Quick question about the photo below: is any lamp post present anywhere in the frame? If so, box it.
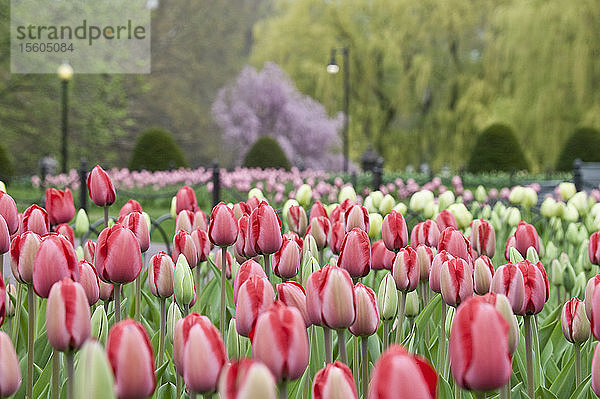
[327,47,350,173]
[58,62,73,174]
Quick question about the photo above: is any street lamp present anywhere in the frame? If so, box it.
[57,62,73,174]
[327,47,349,173]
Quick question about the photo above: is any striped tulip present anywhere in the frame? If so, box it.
[586,274,600,320]
[562,297,590,344]
[175,185,198,214]
[517,260,548,316]
[392,246,419,292]
[45,188,75,225]
[148,252,175,298]
[504,235,516,261]
[0,276,4,327]
[246,196,260,210]
[438,227,472,265]
[371,240,395,271]
[175,210,194,233]
[272,237,301,279]
[329,221,345,255]
[55,223,75,246]
[0,331,21,397]
[10,231,41,284]
[312,361,357,399]
[46,278,91,351]
[232,202,251,221]
[276,282,310,327]
[440,257,473,307]
[215,250,233,280]
[95,225,142,284]
[306,264,356,328]
[490,263,526,314]
[429,250,454,293]
[209,202,238,247]
[33,233,79,298]
[218,359,277,399]
[235,214,257,259]
[436,210,458,231]
[0,192,18,234]
[22,204,49,235]
[172,230,198,268]
[590,286,600,340]
[78,261,100,306]
[344,204,369,233]
[87,165,116,207]
[479,293,520,354]
[513,221,540,258]
[193,210,208,231]
[410,220,440,248]
[338,228,371,278]
[470,219,496,258]
[590,232,600,265]
[0,217,9,254]
[307,216,331,250]
[287,205,308,236]
[416,244,434,281]
[118,199,143,221]
[473,255,494,295]
[593,343,600,397]
[121,211,150,253]
[235,276,275,338]
[191,228,211,263]
[249,202,282,255]
[350,283,380,337]
[83,240,96,263]
[309,201,328,221]
[382,210,408,252]
[233,259,266,305]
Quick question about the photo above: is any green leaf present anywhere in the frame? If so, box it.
[32,353,54,398]
[536,385,558,399]
[156,382,176,399]
[549,354,575,397]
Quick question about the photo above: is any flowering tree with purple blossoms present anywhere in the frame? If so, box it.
[212,62,344,170]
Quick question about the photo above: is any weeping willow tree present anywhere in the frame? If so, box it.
[250,0,600,172]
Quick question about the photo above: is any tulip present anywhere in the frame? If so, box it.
[4,284,15,318]
[10,231,41,284]
[590,232,600,265]
[405,290,420,318]
[276,282,310,327]
[95,224,142,284]
[78,260,100,306]
[0,216,8,256]
[284,231,303,250]
[218,358,277,399]
[107,319,156,399]
[118,199,142,221]
[174,254,195,311]
[83,240,96,263]
[232,202,251,221]
[252,301,309,382]
[175,210,194,233]
[248,202,283,256]
[215,249,233,279]
[22,204,50,235]
[99,279,114,302]
[307,216,331,251]
[438,227,472,264]
[338,228,371,278]
[172,230,198,268]
[209,202,238,247]
[504,235,516,261]
[173,313,206,374]
[56,223,75,246]
[118,212,149,255]
[562,297,590,344]
[247,195,261,210]
[473,255,494,295]
[470,219,496,258]
[436,209,458,231]
[191,228,211,263]
[344,204,369,233]
[369,345,437,399]
[233,259,266,304]
[382,210,408,252]
[411,220,440,249]
[449,296,512,392]
[329,221,345,255]
[416,244,434,281]
[513,221,540,258]
[0,276,4,328]
[91,305,108,343]
[193,209,208,231]
[167,300,182,344]
[490,262,525,314]
[235,214,256,260]
[148,252,175,298]
[350,283,380,337]
[313,361,357,399]
[306,264,356,329]
[33,233,79,298]
[45,188,76,225]
[593,343,600,397]
[175,185,198,213]
[371,240,395,271]
[440,257,473,307]
[287,205,308,236]
[586,274,600,320]
[272,237,301,279]
[235,276,275,338]
[310,201,328,221]
[517,260,548,316]
[429,250,454,293]
[378,273,398,323]
[74,341,115,399]
[87,165,116,207]
[0,192,18,235]
[183,318,227,394]
[0,331,21,397]
[46,278,91,351]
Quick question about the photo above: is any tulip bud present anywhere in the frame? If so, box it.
[74,341,116,399]
[175,210,194,233]
[312,361,358,399]
[219,358,277,399]
[209,202,238,247]
[344,204,369,233]
[392,246,419,292]
[272,237,301,279]
[429,250,454,294]
[378,273,398,321]
[10,231,41,284]
[148,251,175,298]
[191,228,211,263]
[337,185,356,203]
[172,230,198,269]
[4,284,15,318]
[45,188,76,225]
[382,210,408,252]
[438,227,472,264]
[87,165,116,207]
[308,216,331,250]
[0,192,18,235]
[409,190,434,213]
[33,233,80,298]
[277,282,310,327]
[562,297,590,344]
[91,305,108,344]
[174,254,195,307]
[0,331,21,397]
[55,223,75,246]
[436,209,458,232]
[526,246,540,264]
[98,279,114,302]
[490,263,525,314]
[416,244,434,281]
[371,240,395,271]
[175,185,198,214]
[517,260,549,316]
[95,224,142,284]
[75,245,84,261]
[302,234,319,262]
[368,213,383,239]
[404,290,420,318]
[440,257,473,307]
[470,219,496,258]
[437,190,455,211]
[78,260,100,306]
[509,246,524,263]
[301,255,320,286]
[287,205,308,236]
[167,300,182,343]
[410,220,440,248]
[350,283,380,337]
[75,209,90,236]
[338,228,371,278]
[226,318,247,360]
[46,278,91,351]
[592,342,600,397]
[236,276,275,338]
[22,204,49,235]
[473,255,494,295]
[306,264,355,328]
[247,202,283,255]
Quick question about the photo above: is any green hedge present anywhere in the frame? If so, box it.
[556,127,600,171]
[129,128,188,171]
[243,136,291,170]
[467,123,528,172]
[0,143,14,181]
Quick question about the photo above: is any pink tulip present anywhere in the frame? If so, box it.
[470,219,496,257]
[233,259,266,304]
[0,331,21,397]
[252,301,309,381]
[107,319,156,399]
[382,210,408,252]
[429,250,454,293]
[473,255,494,295]
[449,296,512,391]
[436,210,458,231]
[344,204,369,233]
[95,224,142,284]
[55,223,74,246]
[218,359,277,399]
[193,210,208,231]
[33,233,79,298]
[371,240,395,271]
[209,202,238,247]
[369,345,437,399]
[249,202,283,255]
[118,199,143,221]
[350,283,380,337]
[392,246,420,292]
[590,286,600,340]
[99,279,114,301]
[83,240,96,263]
[172,230,198,268]
[306,264,355,328]
[0,216,8,255]
[586,274,600,320]
[513,221,540,257]
[246,196,260,210]
[592,343,600,396]
[272,237,301,279]
[283,232,303,250]
[232,202,251,221]
[309,201,328,221]
[46,278,91,351]
[329,221,345,255]
[410,220,440,248]
[416,244,434,281]
[235,214,257,259]
[490,263,526,314]
[10,232,41,284]
[120,212,150,253]
[517,260,548,316]
[0,192,18,235]
[175,210,194,233]
[45,188,75,225]
[312,361,357,399]
[329,199,352,225]
[87,165,116,207]
[307,216,331,250]
[148,252,175,298]
[78,261,100,306]
[176,185,198,214]
[22,204,50,235]
[215,250,233,279]
[438,227,472,264]
[504,235,516,261]
[0,275,4,327]
[183,317,227,394]
[287,205,308,236]
[562,297,590,344]
[236,276,275,338]
[440,257,473,307]
[590,232,600,265]
[338,228,371,278]
[191,228,211,262]
[277,282,310,327]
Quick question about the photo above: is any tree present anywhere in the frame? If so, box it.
[212,62,343,170]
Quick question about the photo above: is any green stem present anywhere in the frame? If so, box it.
[279,380,288,399]
[353,335,359,387]
[337,329,347,363]
[383,321,390,351]
[361,336,369,399]
[158,299,166,368]
[395,291,406,343]
[524,315,534,399]
[104,206,109,229]
[12,283,22,345]
[500,384,510,399]
[184,303,190,316]
[575,342,581,386]
[114,283,121,323]
[135,272,141,321]
[324,327,332,364]
[66,351,74,399]
[176,373,182,399]
[264,253,271,283]
[454,383,460,399]
[52,349,60,399]
[319,249,324,267]
[195,263,202,297]
[26,287,35,399]
[475,392,485,399]
[221,247,227,338]
[439,300,447,377]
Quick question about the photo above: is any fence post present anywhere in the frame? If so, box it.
[79,158,88,211]
[212,161,220,208]
[573,158,583,191]
[373,166,382,191]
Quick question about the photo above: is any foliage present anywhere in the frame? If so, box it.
[556,127,600,171]
[213,62,343,170]
[0,142,14,180]
[129,128,188,171]
[242,136,291,170]
[467,123,528,172]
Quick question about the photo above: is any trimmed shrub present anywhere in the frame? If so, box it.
[129,128,188,171]
[467,123,528,172]
[0,143,14,181]
[556,127,600,171]
[243,136,291,170]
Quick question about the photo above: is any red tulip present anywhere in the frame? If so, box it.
[312,361,357,399]
[249,202,283,255]
[46,278,91,351]
[277,282,310,327]
[0,216,9,255]
[513,221,540,257]
[562,297,590,344]
[306,264,355,328]
[344,204,369,233]
[592,343,600,396]
[191,228,211,262]
[470,219,496,258]
[438,227,472,264]
[272,237,301,279]
[33,233,79,298]
[517,260,548,316]
[371,240,395,271]
[95,224,142,284]
[449,296,512,391]
[416,244,434,281]
[0,275,4,327]
[215,250,233,279]
[99,279,114,301]
[369,345,437,399]
[504,235,516,261]
[436,210,458,231]
[590,232,600,265]
[148,252,175,298]
[283,232,303,251]
[209,202,238,247]
[246,196,260,210]
[329,199,353,224]
[329,221,345,255]
[235,214,257,259]
[382,210,408,252]
[107,319,156,399]
[176,185,198,214]
[172,230,198,268]
[236,276,275,338]
[78,261,100,306]
[490,263,526,314]
[252,301,309,381]
[0,331,21,397]
[473,255,494,295]
[83,240,96,263]
[0,192,18,235]
[287,205,308,236]
[22,204,50,235]
[118,199,143,221]
[55,223,75,246]
[307,216,331,250]
[232,202,251,221]
[350,283,380,337]
[45,188,75,225]
[309,201,328,221]
[183,317,227,394]
[429,250,454,293]
[440,257,473,307]
[218,359,277,399]
[586,274,600,321]
[87,165,116,207]
[10,231,41,284]
[175,210,195,233]
[338,228,371,278]
[392,246,420,292]
[193,210,208,231]
[410,220,440,248]
[233,259,266,304]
